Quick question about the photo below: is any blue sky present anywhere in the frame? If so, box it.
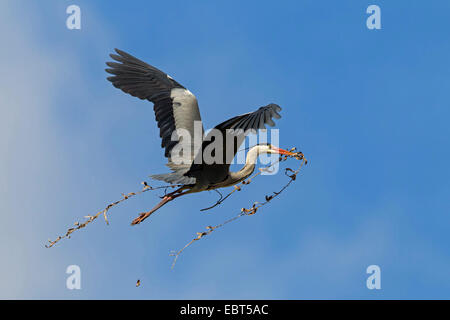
[1,0,450,299]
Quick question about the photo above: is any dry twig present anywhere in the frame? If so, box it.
[45,183,181,248]
[170,149,307,269]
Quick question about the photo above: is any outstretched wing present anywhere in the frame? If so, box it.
[185,104,282,183]
[105,49,204,161]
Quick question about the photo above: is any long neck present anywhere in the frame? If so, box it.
[228,146,260,183]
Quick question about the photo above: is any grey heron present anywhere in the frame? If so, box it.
[105,49,294,225]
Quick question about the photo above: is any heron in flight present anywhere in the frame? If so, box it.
[105,49,294,225]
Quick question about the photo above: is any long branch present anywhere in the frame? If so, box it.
[170,150,307,268]
[45,183,181,248]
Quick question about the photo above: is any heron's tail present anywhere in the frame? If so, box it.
[150,172,196,185]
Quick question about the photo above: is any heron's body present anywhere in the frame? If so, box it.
[105,49,293,225]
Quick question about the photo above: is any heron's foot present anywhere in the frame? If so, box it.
[131,194,175,225]
[131,213,147,225]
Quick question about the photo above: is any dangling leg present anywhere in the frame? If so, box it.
[131,186,188,225]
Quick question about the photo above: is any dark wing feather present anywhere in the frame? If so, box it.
[105,48,203,160]
[185,104,282,183]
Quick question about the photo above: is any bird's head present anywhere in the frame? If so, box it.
[257,143,295,156]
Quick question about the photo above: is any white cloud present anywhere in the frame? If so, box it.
[0,1,118,298]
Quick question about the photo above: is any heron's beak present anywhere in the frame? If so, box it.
[273,147,295,156]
